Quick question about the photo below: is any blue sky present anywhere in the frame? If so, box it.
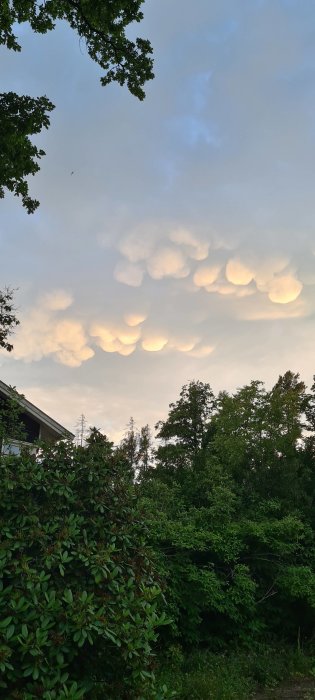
[1,0,315,439]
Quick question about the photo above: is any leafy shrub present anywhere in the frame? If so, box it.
[0,431,166,699]
[157,647,315,700]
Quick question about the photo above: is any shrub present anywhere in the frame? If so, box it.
[0,431,165,699]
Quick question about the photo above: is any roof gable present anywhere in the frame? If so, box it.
[0,380,74,440]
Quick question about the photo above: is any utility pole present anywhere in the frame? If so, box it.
[75,413,87,447]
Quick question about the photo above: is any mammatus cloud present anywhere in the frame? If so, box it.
[118,228,157,263]
[168,336,199,352]
[50,320,94,367]
[193,264,221,288]
[114,224,306,307]
[124,312,147,327]
[113,261,144,287]
[91,322,215,356]
[115,225,214,286]
[141,335,168,352]
[238,297,308,321]
[42,290,73,311]
[267,274,303,304]
[224,256,303,304]
[90,322,140,356]
[147,247,190,280]
[225,258,255,286]
[188,344,215,358]
[8,294,217,364]
[169,228,209,260]
[253,257,290,292]
[12,292,94,367]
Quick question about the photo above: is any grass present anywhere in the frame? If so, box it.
[156,644,315,699]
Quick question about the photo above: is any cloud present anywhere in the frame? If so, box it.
[119,228,157,262]
[4,0,315,440]
[239,297,308,320]
[267,274,303,304]
[114,343,136,356]
[142,335,168,352]
[176,340,197,352]
[254,257,290,292]
[52,320,94,367]
[169,227,210,260]
[124,312,147,327]
[146,247,190,280]
[226,258,255,286]
[43,290,73,311]
[113,261,144,287]
[205,282,236,295]
[12,293,94,367]
[90,322,139,355]
[193,264,221,287]
[168,333,199,352]
[188,344,215,358]
[89,324,115,349]
[116,328,141,345]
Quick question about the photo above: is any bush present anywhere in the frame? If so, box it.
[157,646,315,700]
[0,431,165,699]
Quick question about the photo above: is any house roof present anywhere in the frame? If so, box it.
[0,380,75,440]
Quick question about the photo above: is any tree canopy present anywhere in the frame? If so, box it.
[0,0,154,213]
[2,372,315,695]
[0,287,19,352]
[137,374,315,649]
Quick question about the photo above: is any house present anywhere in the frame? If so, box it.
[0,380,74,454]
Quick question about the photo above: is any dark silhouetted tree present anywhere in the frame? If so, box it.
[0,0,154,212]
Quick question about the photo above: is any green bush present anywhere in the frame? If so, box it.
[0,431,165,699]
[157,646,315,700]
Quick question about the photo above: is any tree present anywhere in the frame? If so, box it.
[0,92,54,214]
[138,376,315,649]
[0,385,26,454]
[0,287,19,352]
[0,431,167,698]
[119,417,139,475]
[138,424,154,478]
[155,381,216,475]
[0,0,154,212]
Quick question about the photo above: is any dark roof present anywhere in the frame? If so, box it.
[0,380,75,439]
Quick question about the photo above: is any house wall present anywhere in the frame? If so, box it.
[39,423,60,444]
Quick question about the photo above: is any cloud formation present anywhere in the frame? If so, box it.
[2,0,315,438]
[225,258,254,286]
[124,312,147,327]
[12,293,94,367]
[147,246,190,280]
[142,335,168,352]
[169,228,209,260]
[113,261,144,287]
[267,274,303,304]
[193,264,221,288]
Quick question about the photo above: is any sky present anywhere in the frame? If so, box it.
[1,0,315,440]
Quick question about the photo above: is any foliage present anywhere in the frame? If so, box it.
[0,430,166,699]
[154,381,216,481]
[0,0,153,99]
[0,385,26,452]
[0,287,19,352]
[0,93,54,213]
[0,0,153,212]
[157,646,315,699]
[119,419,154,479]
[3,370,315,696]
[138,374,315,649]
